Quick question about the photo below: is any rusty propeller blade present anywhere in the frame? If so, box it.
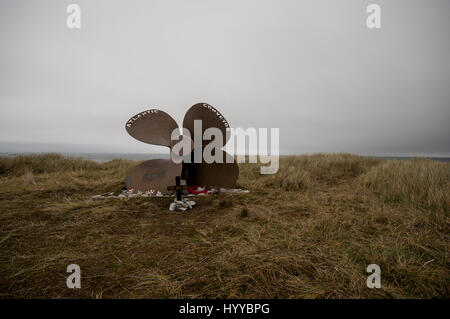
[126,109,178,147]
[125,159,182,193]
[183,148,239,188]
[182,103,238,187]
[183,103,231,146]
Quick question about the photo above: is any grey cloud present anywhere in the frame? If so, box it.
[0,0,449,156]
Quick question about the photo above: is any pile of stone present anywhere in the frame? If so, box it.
[91,188,249,200]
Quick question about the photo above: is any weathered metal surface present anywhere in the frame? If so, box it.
[125,103,239,191]
[182,103,239,187]
[184,162,239,188]
[125,109,178,147]
[182,148,239,188]
[125,159,182,193]
[183,103,231,146]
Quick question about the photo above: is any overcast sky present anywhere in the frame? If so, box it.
[0,0,449,156]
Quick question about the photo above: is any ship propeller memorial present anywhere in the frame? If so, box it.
[125,103,239,196]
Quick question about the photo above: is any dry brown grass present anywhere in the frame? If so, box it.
[0,153,448,298]
[360,158,449,214]
[0,153,99,175]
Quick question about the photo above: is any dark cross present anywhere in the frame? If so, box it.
[167,176,187,201]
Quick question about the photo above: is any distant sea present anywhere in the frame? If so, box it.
[0,152,169,163]
[0,152,449,163]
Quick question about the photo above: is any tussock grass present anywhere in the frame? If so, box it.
[0,153,448,298]
[359,158,450,214]
[0,153,99,176]
[241,153,379,191]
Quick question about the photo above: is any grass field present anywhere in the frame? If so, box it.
[0,153,448,298]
